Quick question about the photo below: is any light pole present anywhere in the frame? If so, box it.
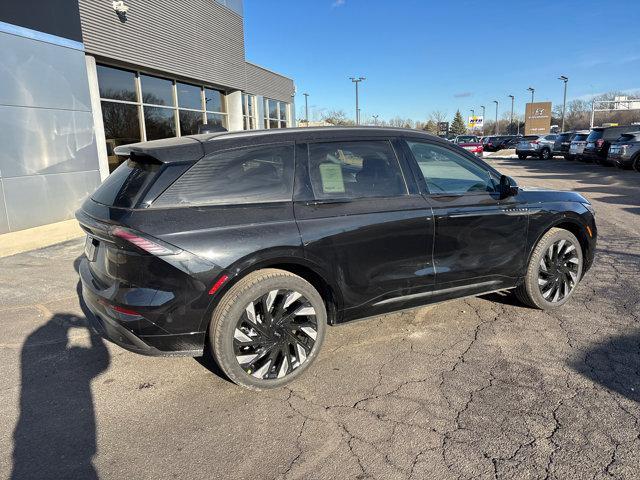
[558,75,568,132]
[303,93,310,127]
[480,105,485,135]
[508,95,515,135]
[493,100,499,134]
[372,114,379,126]
[349,77,366,125]
[527,87,535,104]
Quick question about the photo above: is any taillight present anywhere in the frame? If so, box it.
[97,298,141,316]
[596,139,605,149]
[532,140,540,144]
[111,227,179,256]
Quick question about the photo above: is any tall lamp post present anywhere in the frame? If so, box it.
[508,95,515,135]
[558,75,568,132]
[372,114,379,126]
[493,100,499,134]
[480,105,485,135]
[527,87,535,104]
[303,93,310,127]
[349,77,366,125]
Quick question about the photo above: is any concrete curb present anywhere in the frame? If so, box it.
[0,220,84,258]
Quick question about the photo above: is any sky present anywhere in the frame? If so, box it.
[243,0,640,124]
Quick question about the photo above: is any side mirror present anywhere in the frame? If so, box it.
[499,175,519,198]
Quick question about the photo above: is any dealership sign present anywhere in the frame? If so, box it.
[525,102,552,135]
[468,115,484,129]
[437,122,449,137]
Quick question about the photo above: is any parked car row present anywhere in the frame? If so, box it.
[516,125,640,171]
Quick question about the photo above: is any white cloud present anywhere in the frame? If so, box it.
[332,0,346,7]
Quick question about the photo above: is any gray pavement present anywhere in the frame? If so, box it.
[1,156,639,480]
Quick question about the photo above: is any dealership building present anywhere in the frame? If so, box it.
[0,0,295,236]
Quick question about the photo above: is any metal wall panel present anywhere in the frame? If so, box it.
[0,105,98,178]
[3,171,101,231]
[0,181,9,234]
[78,0,247,91]
[245,62,295,103]
[0,32,91,111]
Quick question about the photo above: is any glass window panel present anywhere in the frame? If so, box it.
[155,144,295,207]
[268,99,278,119]
[207,113,227,129]
[280,121,287,129]
[406,141,495,194]
[141,75,174,106]
[205,88,224,112]
[100,101,141,172]
[279,103,287,121]
[179,110,204,136]
[144,106,176,140]
[177,82,202,110]
[308,141,407,199]
[269,119,279,129]
[97,65,137,102]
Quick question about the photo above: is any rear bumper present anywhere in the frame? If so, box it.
[79,258,205,357]
[609,153,633,167]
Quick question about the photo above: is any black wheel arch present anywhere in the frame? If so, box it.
[201,252,343,331]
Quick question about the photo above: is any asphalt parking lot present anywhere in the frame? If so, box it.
[1,155,639,480]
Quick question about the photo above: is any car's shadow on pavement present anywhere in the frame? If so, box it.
[11,267,110,479]
[570,330,640,404]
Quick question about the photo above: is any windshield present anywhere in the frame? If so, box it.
[456,136,479,143]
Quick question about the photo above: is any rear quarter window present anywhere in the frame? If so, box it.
[154,143,295,207]
[91,158,162,208]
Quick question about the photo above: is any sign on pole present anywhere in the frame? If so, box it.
[524,102,552,135]
[468,116,484,129]
[437,122,449,137]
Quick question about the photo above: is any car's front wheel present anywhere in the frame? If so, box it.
[209,269,327,390]
[518,153,527,160]
[515,228,583,309]
[539,148,551,160]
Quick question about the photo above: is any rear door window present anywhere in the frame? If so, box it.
[154,144,295,206]
[307,141,407,199]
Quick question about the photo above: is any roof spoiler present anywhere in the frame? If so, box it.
[114,137,205,163]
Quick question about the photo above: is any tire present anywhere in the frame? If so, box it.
[539,148,551,160]
[518,153,527,160]
[515,228,584,310]
[565,155,574,161]
[634,155,640,172]
[209,268,327,390]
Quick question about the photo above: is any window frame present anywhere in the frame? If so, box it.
[263,98,289,129]
[304,138,411,201]
[401,137,502,197]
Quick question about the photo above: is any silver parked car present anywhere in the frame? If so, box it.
[567,132,590,161]
[516,134,557,160]
[608,131,640,170]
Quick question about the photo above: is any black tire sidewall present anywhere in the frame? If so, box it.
[524,229,583,309]
[211,271,327,390]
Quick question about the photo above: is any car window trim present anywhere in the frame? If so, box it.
[303,137,412,201]
[400,137,502,197]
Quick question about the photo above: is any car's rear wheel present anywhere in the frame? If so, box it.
[518,153,527,160]
[209,269,327,390]
[515,228,583,309]
[633,154,640,172]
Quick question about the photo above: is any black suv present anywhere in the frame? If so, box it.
[582,125,640,165]
[77,128,597,389]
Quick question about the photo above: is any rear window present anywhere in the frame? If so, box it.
[521,136,539,142]
[154,143,295,207]
[617,134,635,142]
[572,134,588,141]
[91,158,162,208]
[586,130,604,142]
[557,133,572,141]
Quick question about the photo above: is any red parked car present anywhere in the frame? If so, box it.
[454,135,484,157]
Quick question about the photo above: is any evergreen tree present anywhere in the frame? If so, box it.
[424,119,438,135]
[450,110,467,136]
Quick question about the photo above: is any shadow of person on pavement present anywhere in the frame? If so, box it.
[570,330,640,403]
[11,305,110,479]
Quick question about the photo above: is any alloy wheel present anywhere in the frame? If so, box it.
[233,289,318,380]
[538,239,580,303]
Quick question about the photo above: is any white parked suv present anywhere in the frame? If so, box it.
[516,134,557,160]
